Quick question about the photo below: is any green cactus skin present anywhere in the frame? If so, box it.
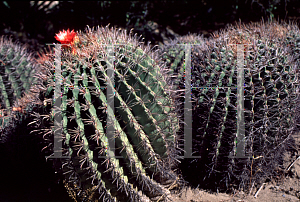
[34,25,182,201]
[0,36,42,143]
[0,37,72,202]
[160,20,300,192]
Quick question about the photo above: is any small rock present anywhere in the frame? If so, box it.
[295,191,300,199]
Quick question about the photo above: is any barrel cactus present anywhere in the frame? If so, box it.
[0,36,42,143]
[160,20,300,192]
[33,25,182,201]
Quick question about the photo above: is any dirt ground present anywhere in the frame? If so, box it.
[169,133,300,202]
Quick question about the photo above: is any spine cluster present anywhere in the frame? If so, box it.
[33,25,182,201]
[0,36,42,143]
[160,20,300,191]
[1,20,299,201]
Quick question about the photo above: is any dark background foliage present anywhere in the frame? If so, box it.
[0,1,299,201]
[0,0,299,55]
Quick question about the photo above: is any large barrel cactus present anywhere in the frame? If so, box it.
[33,25,182,201]
[0,36,42,143]
[160,20,300,192]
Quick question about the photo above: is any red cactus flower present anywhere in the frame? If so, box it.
[55,29,77,45]
[55,29,80,55]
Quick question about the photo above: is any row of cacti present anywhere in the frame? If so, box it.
[1,26,183,201]
[0,20,299,201]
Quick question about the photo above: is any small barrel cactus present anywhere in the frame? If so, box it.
[0,36,42,143]
[33,25,182,201]
[160,20,300,192]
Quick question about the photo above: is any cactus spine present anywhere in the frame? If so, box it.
[0,36,42,143]
[160,20,300,192]
[34,25,182,201]
[2,20,299,200]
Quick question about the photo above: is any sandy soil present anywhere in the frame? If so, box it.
[169,133,300,202]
